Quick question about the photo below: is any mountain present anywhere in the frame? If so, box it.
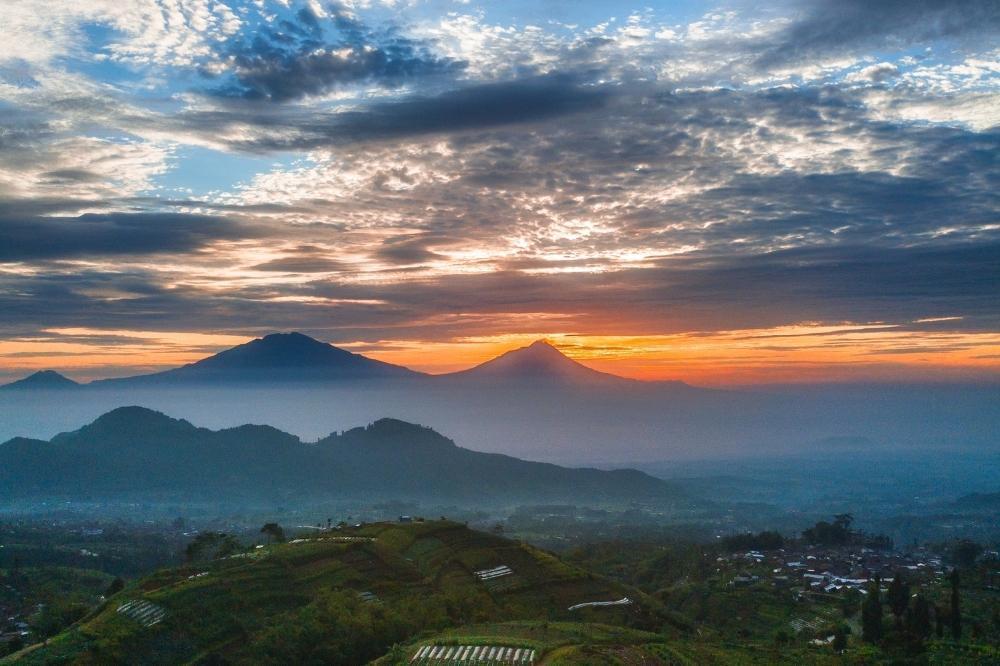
[90,332,423,385]
[441,339,637,386]
[10,334,659,390]
[953,491,1000,511]
[0,407,680,503]
[0,369,79,390]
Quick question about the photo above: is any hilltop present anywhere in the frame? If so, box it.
[11,521,680,665]
[443,340,636,386]
[0,407,680,505]
[0,370,79,390]
[90,332,423,385]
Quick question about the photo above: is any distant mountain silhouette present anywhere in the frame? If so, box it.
[66,333,664,388]
[0,407,680,503]
[0,370,79,390]
[90,332,423,386]
[953,491,1000,511]
[442,340,637,386]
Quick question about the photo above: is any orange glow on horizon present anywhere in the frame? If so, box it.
[354,327,1000,385]
[2,324,998,386]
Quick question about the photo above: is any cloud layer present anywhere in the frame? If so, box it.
[0,0,997,382]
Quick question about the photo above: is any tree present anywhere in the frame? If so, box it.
[949,568,962,640]
[803,515,853,546]
[215,534,241,559]
[185,532,241,562]
[861,577,883,643]
[260,522,285,545]
[4,636,24,656]
[908,594,931,640]
[32,599,88,638]
[721,530,784,552]
[933,603,945,638]
[841,588,862,618]
[832,624,849,653]
[105,577,125,597]
[951,540,982,568]
[833,513,854,531]
[886,571,910,628]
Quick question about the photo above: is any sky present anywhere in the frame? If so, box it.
[0,0,998,385]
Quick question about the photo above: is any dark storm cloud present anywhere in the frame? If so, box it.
[756,0,1000,68]
[169,73,612,151]
[288,72,610,147]
[209,6,464,102]
[0,210,252,261]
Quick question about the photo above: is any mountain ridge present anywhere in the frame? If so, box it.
[0,407,680,504]
[2,333,676,389]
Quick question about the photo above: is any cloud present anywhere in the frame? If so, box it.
[251,246,347,272]
[210,6,464,102]
[0,1,996,381]
[0,0,241,68]
[755,0,1000,69]
[2,238,994,343]
[845,62,899,84]
[375,235,444,265]
[174,73,613,151]
[0,103,173,201]
[0,210,252,260]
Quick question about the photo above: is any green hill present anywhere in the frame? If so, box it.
[9,521,680,665]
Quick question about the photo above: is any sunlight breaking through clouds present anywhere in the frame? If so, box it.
[0,0,997,383]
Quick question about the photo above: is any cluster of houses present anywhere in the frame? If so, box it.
[723,545,946,595]
[1,614,30,648]
[0,580,33,651]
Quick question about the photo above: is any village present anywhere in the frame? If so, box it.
[720,543,946,595]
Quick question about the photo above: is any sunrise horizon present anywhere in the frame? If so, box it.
[3,325,999,386]
[2,0,999,394]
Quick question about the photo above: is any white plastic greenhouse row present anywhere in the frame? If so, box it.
[116,599,166,627]
[566,596,632,611]
[473,565,513,581]
[410,644,535,663]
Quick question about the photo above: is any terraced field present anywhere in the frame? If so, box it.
[9,521,664,665]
